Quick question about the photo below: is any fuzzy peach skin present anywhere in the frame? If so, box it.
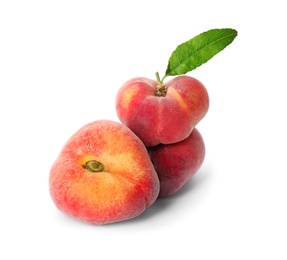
[148,128,205,197]
[116,75,209,147]
[49,120,160,225]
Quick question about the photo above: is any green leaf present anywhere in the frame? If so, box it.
[164,28,238,78]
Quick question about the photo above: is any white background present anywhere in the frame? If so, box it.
[1,1,286,259]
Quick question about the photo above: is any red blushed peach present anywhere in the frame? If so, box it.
[148,128,205,197]
[49,120,160,225]
[116,75,209,146]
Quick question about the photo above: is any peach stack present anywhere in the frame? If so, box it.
[116,75,208,197]
[49,28,237,225]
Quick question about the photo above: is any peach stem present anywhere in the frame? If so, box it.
[155,71,163,86]
[84,160,104,172]
[155,72,167,97]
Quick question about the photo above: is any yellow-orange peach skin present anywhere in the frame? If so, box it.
[116,75,209,147]
[49,120,160,224]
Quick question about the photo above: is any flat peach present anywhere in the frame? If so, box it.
[148,128,205,197]
[49,120,160,224]
[116,75,209,146]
